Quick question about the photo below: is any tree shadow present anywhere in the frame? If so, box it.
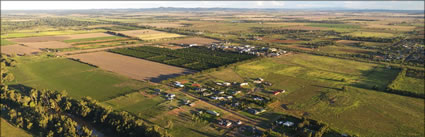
[7,84,33,94]
[188,128,217,137]
[148,70,195,83]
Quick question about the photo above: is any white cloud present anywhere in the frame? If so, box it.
[256,1,264,6]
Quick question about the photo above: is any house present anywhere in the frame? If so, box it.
[247,108,265,115]
[253,80,262,84]
[227,96,233,99]
[236,120,243,125]
[247,109,260,115]
[188,103,195,107]
[240,83,249,86]
[216,91,225,95]
[166,94,176,98]
[219,120,232,127]
[232,102,240,107]
[191,83,201,87]
[223,82,231,86]
[253,97,264,101]
[263,82,272,86]
[206,110,220,116]
[184,100,191,105]
[283,121,294,127]
[232,91,242,95]
[154,89,161,92]
[257,78,264,82]
[202,92,212,96]
[273,90,286,95]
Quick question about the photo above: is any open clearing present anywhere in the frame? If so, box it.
[8,55,148,101]
[189,53,423,137]
[9,36,70,42]
[0,39,16,46]
[61,32,114,39]
[139,23,182,28]
[118,29,184,40]
[67,51,195,82]
[1,118,33,137]
[167,37,219,45]
[8,32,114,43]
[22,41,72,49]
[0,44,41,55]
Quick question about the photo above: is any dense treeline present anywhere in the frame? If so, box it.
[1,17,102,33]
[0,56,169,137]
[110,46,256,70]
[340,35,399,43]
[302,41,336,49]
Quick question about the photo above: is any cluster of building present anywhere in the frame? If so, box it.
[208,44,288,57]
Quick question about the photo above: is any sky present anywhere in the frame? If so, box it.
[1,1,424,10]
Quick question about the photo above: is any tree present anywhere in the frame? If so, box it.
[81,126,92,137]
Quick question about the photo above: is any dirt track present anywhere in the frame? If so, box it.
[67,51,196,82]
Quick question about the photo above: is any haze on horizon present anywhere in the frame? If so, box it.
[2,1,424,11]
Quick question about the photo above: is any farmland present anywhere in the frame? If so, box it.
[0,39,15,46]
[7,55,149,101]
[110,46,256,70]
[185,53,424,137]
[1,6,424,137]
[118,29,184,40]
[68,51,195,82]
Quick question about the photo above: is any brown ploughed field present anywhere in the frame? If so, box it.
[1,44,42,55]
[67,51,195,82]
[9,36,70,42]
[167,37,219,45]
[22,41,72,49]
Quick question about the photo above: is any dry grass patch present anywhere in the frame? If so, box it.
[168,37,219,45]
[22,41,72,49]
[67,51,195,82]
[9,36,69,42]
[1,44,41,55]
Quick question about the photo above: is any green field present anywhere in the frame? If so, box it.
[8,55,148,101]
[188,53,423,137]
[1,118,33,137]
[138,33,183,40]
[392,76,425,94]
[1,29,107,39]
[346,31,396,38]
[0,39,16,46]
[63,36,123,43]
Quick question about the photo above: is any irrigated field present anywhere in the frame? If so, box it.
[8,55,149,101]
[68,51,195,82]
[188,53,424,137]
